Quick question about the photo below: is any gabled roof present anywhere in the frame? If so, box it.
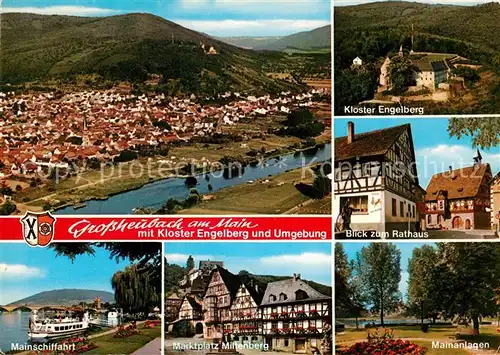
[204,266,241,300]
[425,164,491,201]
[335,124,409,162]
[181,296,202,312]
[241,281,265,305]
[260,277,330,306]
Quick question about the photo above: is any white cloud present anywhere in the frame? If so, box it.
[165,253,213,264]
[416,144,500,187]
[0,6,118,16]
[175,19,330,36]
[260,252,331,268]
[0,263,45,280]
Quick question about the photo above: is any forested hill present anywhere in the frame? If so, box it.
[335,1,500,53]
[165,263,331,297]
[0,13,300,94]
[8,289,114,306]
[262,25,331,51]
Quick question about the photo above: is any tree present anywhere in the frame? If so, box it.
[407,245,439,324]
[286,108,314,126]
[431,243,500,334]
[335,244,352,315]
[165,258,185,293]
[186,255,195,270]
[112,264,159,314]
[388,56,415,93]
[356,243,401,326]
[448,117,500,149]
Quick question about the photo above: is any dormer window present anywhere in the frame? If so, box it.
[279,292,288,301]
[269,294,277,302]
[295,290,309,300]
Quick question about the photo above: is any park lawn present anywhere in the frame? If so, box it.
[179,167,314,214]
[412,341,470,355]
[336,326,500,354]
[86,327,161,354]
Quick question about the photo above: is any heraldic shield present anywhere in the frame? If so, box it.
[20,212,56,247]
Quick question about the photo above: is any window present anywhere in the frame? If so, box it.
[284,339,289,347]
[234,336,239,341]
[400,201,404,217]
[340,196,368,213]
[427,215,431,224]
[279,293,288,301]
[412,205,415,218]
[252,336,258,341]
[55,327,59,331]
[269,294,276,302]
[243,336,248,341]
[392,199,397,216]
[295,290,309,300]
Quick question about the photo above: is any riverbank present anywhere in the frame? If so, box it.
[13,129,329,214]
[179,167,330,215]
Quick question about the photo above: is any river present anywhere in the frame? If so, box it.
[56,144,331,215]
[0,311,119,351]
[0,312,31,351]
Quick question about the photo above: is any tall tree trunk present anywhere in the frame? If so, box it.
[380,303,384,327]
[472,315,480,335]
[355,316,359,330]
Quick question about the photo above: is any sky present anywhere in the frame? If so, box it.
[1,0,331,37]
[334,0,497,6]
[0,243,130,305]
[166,242,332,286]
[334,117,500,188]
[341,241,436,301]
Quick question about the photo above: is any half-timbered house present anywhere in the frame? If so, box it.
[425,155,492,230]
[230,281,265,347]
[202,266,240,340]
[165,292,182,323]
[260,274,331,353]
[179,296,203,321]
[334,122,423,234]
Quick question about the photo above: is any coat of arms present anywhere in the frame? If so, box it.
[20,212,56,247]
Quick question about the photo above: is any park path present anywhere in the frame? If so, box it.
[131,337,162,355]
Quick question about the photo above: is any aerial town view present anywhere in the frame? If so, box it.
[333,117,500,239]
[334,0,500,115]
[335,242,500,355]
[165,242,332,354]
[0,242,162,354]
[0,0,331,216]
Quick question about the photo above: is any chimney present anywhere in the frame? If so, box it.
[297,273,301,280]
[293,273,297,281]
[347,121,355,144]
[449,166,452,173]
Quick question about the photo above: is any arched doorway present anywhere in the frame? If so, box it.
[465,219,471,229]
[195,322,203,334]
[452,216,464,229]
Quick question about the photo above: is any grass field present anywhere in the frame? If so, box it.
[180,167,328,215]
[87,327,161,354]
[336,325,500,354]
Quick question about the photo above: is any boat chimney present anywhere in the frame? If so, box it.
[347,121,355,144]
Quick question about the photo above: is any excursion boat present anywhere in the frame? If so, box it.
[28,310,90,339]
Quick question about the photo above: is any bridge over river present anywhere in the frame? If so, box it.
[0,304,85,312]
